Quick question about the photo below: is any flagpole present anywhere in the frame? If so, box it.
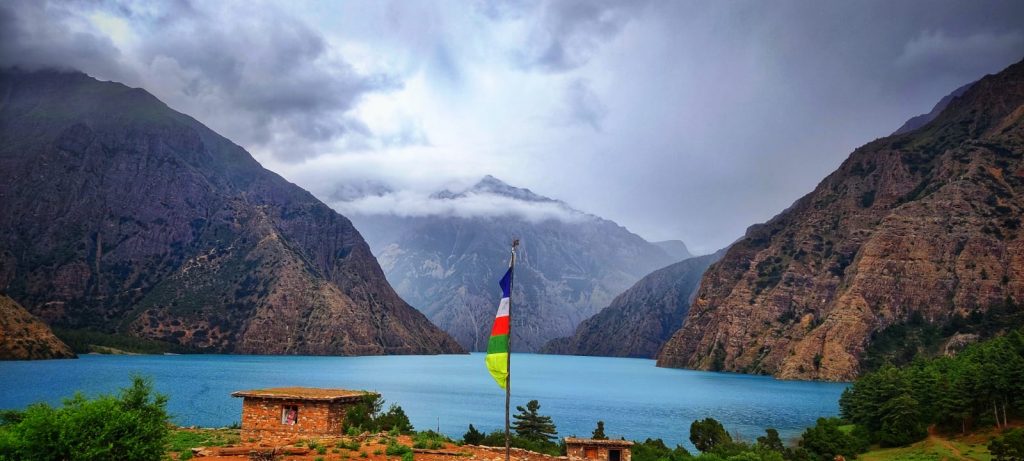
[505,239,518,461]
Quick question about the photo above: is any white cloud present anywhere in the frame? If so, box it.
[331,190,589,223]
[897,30,1024,75]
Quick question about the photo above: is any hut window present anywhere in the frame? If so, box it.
[281,405,299,425]
[585,448,598,459]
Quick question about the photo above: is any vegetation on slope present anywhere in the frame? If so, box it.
[861,298,1024,372]
[842,330,1024,446]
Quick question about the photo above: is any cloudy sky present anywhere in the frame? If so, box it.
[2,0,1023,254]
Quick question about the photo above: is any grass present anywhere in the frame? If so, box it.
[167,427,241,458]
[857,431,994,461]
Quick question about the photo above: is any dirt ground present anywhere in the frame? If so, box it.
[178,432,565,461]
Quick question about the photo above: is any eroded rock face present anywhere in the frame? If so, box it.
[541,250,724,358]
[657,59,1024,381]
[0,294,76,360]
[0,69,463,356]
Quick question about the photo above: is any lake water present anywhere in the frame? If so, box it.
[0,353,846,449]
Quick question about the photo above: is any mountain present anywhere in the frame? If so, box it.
[0,69,463,356]
[892,81,975,135]
[347,177,679,352]
[657,59,1024,381]
[541,249,724,358]
[653,240,693,260]
[0,294,76,360]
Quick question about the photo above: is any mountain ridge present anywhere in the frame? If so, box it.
[540,249,725,358]
[0,68,464,356]
[347,177,683,352]
[657,59,1024,380]
[0,294,76,360]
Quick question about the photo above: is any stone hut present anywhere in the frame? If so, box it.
[565,438,634,461]
[232,387,375,443]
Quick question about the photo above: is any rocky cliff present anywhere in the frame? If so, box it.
[0,294,76,360]
[892,81,975,135]
[541,250,724,358]
[657,59,1024,381]
[348,176,680,352]
[652,240,693,261]
[0,69,463,356]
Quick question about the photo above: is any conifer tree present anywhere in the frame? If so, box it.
[512,400,558,442]
[592,421,607,440]
[463,424,484,445]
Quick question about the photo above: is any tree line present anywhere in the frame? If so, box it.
[840,329,1024,446]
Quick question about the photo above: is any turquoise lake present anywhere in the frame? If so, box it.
[0,353,847,449]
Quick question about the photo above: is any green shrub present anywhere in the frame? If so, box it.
[798,418,868,461]
[344,395,413,434]
[386,441,413,456]
[0,410,24,426]
[0,375,169,461]
[336,439,361,451]
[413,430,449,449]
[630,438,690,461]
[690,418,731,452]
[478,430,562,456]
[402,451,415,461]
[462,424,484,445]
[990,428,1024,461]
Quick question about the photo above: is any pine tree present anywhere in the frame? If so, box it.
[512,400,558,442]
[592,421,607,440]
[463,424,484,445]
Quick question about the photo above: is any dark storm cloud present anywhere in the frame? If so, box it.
[0,0,399,161]
[0,1,130,82]
[511,0,649,72]
[3,0,1024,254]
[542,0,1024,253]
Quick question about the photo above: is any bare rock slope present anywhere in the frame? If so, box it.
[0,294,76,360]
[0,69,463,356]
[658,59,1024,380]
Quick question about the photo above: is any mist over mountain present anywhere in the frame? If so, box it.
[345,176,682,352]
[658,59,1024,380]
[0,69,463,356]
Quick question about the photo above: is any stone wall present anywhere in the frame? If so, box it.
[566,445,631,461]
[239,397,353,444]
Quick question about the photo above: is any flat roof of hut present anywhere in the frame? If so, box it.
[231,387,373,402]
[232,387,377,444]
